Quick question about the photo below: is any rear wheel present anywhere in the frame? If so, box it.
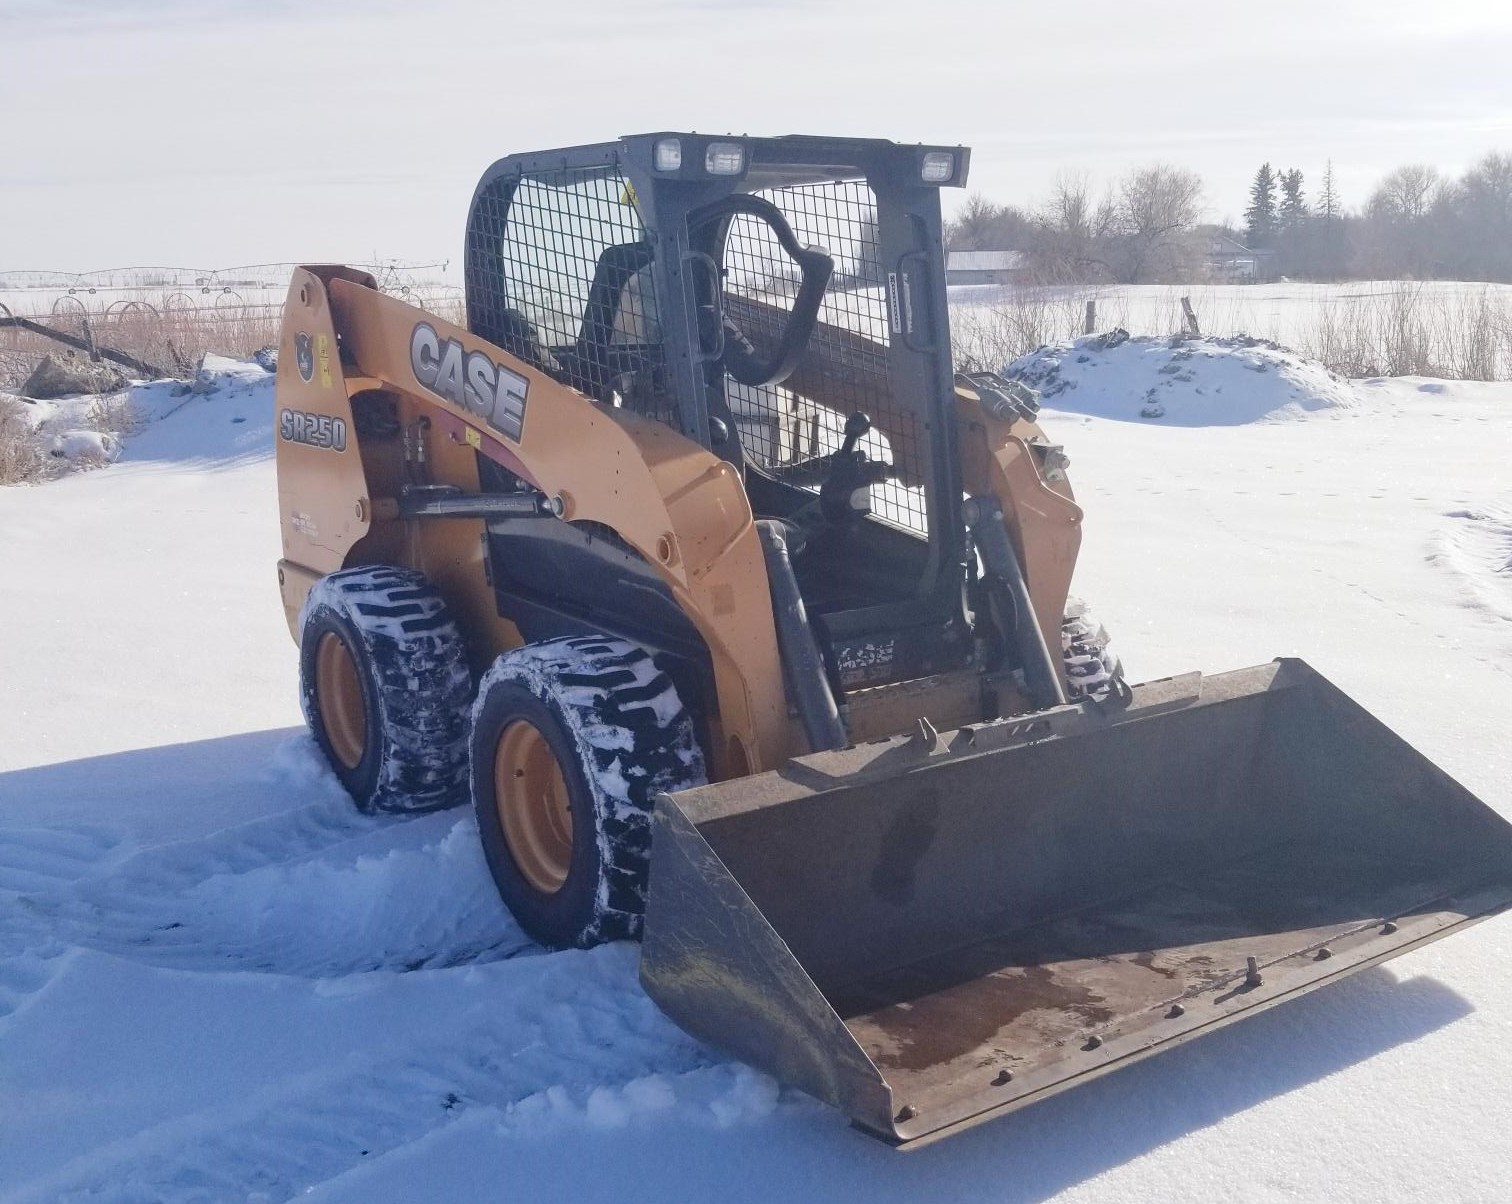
[470,636,706,949]
[298,566,473,812]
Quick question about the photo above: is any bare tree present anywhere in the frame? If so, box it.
[1110,165,1205,283]
[1027,170,1117,283]
[1370,164,1443,222]
[944,193,1033,251]
[1441,152,1512,280]
[1355,165,1445,277]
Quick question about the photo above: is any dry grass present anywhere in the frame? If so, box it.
[952,282,1512,381]
[0,303,283,386]
[86,390,139,442]
[1,285,466,390]
[0,394,46,485]
[950,286,1108,372]
[1297,285,1512,379]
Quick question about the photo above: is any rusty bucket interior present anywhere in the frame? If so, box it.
[640,659,1512,1148]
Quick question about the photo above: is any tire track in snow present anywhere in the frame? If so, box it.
[7,949,715,1204]
[1431,505,1512,625]
[1,741,744,1203]
[20,739,532,978]
[0,825,122,1024]
[1185,487,1469,653]
[62,806,532,975]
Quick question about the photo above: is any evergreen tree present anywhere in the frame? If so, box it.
[1279,169,1307,231]
[1271,169,1309,277]
[1315,161,1341,221]
[1313,160,1346,279]
[1244,163,1278,248]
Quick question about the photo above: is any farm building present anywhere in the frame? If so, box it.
[945,250,1026,285]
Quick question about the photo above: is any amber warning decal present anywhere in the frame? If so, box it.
[280,408,348,451]
[410,322,528,442]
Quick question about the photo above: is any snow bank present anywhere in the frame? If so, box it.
[1,354,274,478]
[194,352,275,392]
[121,356,275,465]
[3,393,116,472]
[1006,331,1362,425]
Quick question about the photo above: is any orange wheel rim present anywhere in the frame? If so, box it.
[494,719,574,894]
[315,631,366,770]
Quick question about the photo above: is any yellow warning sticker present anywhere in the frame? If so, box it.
[464,426,482,450]
[620,180,640,211]
[316,333,332,389]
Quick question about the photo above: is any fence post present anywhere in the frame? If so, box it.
[83,317,99,361]
[1180,296,1200,337]
[1083,300,1096,334]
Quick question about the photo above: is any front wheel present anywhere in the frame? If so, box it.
[470,636,706,949]
[1062,597,1124,700]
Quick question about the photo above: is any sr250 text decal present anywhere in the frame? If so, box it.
[280,408,348,451]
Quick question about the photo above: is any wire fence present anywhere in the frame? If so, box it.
[0,261,464,388]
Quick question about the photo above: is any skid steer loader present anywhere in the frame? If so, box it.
[274,133,1512,1148]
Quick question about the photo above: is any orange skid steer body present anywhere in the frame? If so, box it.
[273,134,1512,1148]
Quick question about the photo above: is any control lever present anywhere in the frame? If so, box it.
[838,411,871,457]
[820,412,893,523]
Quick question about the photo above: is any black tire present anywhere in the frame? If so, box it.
[298,565,472,813]
[1062,597,1124,700]
[470,636,706,949]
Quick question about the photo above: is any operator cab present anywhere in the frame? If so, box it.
[465,134,975,694]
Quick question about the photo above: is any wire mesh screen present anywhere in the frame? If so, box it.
[721,181,929,537]
[479,165,663,408]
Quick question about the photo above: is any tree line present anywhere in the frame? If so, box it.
[946,151,1512,284]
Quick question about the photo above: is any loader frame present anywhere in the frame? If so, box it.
[276,134,1085,777]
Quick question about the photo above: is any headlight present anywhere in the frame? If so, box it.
[705,142,746,175]
[921,152,955,183]
[654,138,682,171]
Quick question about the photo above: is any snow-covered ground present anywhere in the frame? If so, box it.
[951,279,1512,351]
[1,356,1511,1202]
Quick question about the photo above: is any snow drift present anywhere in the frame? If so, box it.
[1005,331,1362,424]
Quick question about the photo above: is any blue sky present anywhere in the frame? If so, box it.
[3,0,1511,271]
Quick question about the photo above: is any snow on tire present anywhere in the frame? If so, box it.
[1062,596,1124,700]
[298,565,473,813]
[470,635,707,950]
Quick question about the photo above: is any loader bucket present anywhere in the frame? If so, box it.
[640,659,1512,1148]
